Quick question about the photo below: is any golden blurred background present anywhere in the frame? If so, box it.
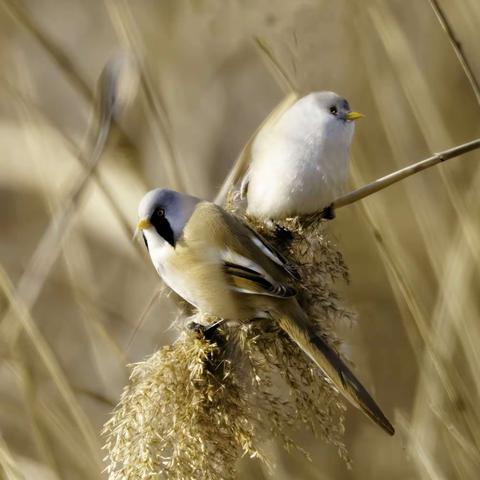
[0,0,479,479]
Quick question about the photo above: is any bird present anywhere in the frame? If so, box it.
[241,91,363,220]
[136,188,394,436]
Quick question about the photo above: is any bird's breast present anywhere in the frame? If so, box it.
[247,141,348,218]
[147,239,200,309]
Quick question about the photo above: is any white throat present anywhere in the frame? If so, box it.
[142,227,173,275]
[142,227,200,308]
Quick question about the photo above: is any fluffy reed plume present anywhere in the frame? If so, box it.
[103,193,355,479]
[103,321,349,480]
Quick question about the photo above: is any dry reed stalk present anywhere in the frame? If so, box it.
[367,5,480,477]
[0,433,25,480]
[357,1,480,392]
[14,351,58,475]
[7,62,131,371]
[105,0,191,193]
[0,4,148,361]
[126,287,165,352]
[0,265,103,475]
[2,79,145,259]
[349,162,480,465]
[215,33,301,205]
[428,0,480,103]
[353,19,480,462]
[0,55,138,478]
[254,37,298,94]
[3,341,103,478]
[419,231,480,435]
[0,61,110,479]
[104,0,209,362]
[335,141,480,206]
[38,400,103,476]
[348,40,480,468]
[426,0,480,431]
[368,1,473,249]
[103,1,201,342]
[406,157,480,476]
[0,0,93,102]
[0,55,137,346]
[61,233,130,377]
[0,0,140,160]
[395,413,447,480]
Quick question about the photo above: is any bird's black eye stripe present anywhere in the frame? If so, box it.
[329,105,338,115]
[151,215,176,247]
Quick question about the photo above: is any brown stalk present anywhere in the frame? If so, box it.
[0,0,92,101]
[3,80,145,259]
[0,432,26,480]
[362,3,480,477]
[254,37,297,94]
[105,0,189,192]
[0,265,103,474]
[0,56,132,345]
[332,138,480,211]
[428,0,480,104]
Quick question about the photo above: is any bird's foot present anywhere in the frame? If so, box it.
[274,224,294,241]
[187,321,204,334]
[321,203,336,220]
[188,319,226,340]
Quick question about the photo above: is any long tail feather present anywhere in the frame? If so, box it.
[278,309,395,436]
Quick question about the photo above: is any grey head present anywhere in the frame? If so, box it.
[138,188,200,247]
[305,91,362,122]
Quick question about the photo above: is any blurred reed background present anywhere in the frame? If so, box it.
[0,0,479,479]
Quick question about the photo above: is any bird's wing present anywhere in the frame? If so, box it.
[241,222,300,280]
[222,252,296,298]
[186,202,299,297]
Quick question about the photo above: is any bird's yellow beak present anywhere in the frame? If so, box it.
[345,111,365,121]
[136,218,151,230]
[133,217,151,241]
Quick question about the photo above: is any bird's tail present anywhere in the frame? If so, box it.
[277,305,395,436]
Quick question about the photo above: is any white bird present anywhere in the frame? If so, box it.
[242,91,363,220]
[136,188,394,435]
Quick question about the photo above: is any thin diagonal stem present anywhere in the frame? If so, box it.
[0,57,129,346]
[428,0,480,104]
[0,266,103,472]
[105,0,188,192]
[1,0,92,101]
[332,137,480,210]
[3,80,146,258]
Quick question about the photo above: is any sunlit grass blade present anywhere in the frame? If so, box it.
[0,434,26,480]
[0,265,103,474]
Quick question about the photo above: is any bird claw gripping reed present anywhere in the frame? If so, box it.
[103,196,355,479]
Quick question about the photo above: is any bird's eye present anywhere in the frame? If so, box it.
[156,208,165,218]
[329,105,338,115]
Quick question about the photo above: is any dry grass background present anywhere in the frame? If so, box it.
[0,0,479,479]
